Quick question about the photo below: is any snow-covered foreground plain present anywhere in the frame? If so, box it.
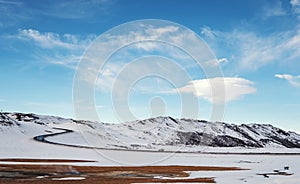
[1,112,300,183]
[1,131,300,183]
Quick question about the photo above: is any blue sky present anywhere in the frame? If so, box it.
[0,0,300,132]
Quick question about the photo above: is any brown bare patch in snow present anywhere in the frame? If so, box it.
[0,161,245,183]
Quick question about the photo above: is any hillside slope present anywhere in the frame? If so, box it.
[1,112,300,151]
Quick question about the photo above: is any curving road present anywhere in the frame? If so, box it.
[32,128,300,155]
[33,128,74,146]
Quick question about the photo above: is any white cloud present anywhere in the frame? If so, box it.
[40,54,82,69]
[263,1,286,19]
[218,58,228,64]
[275,74,293,80]
[202,26,300,71]
[275,74,300,87]
[201,26,216,39]
[145,26,179,36]
[0,0,22,5]
[200,1,300,71]
[172,77,256,103]
[95,57,192,95]
[0,0,113,28]
[0,0,27,28]
[39,0,113,19]
[17,29,95,50]
[7,29,96,68]
[103,25,184,52]
[291,0,300,19]
[77,22,222,94]
[291,0,300,6]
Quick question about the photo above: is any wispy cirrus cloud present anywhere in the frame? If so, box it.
[262,1,286,19]
[0,0,22,5]
[0,0,114,28]
[200,0,300,72]
[275,74,300,87]
[5,29,96,68]
[37,0,114,19]
[16,29,95,50]
[5,25,202,72]
[0,0,115,31]
[291,0,300,19]
[0,0,28,28]
[201,26,216,39]
[37,54,83,69]
[201,26,300,71]
[76,23,222,96]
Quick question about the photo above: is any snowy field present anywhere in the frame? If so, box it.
[1,113,300,183]
[1,132,299,184]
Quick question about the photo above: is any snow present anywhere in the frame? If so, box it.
[40,116,300,151]
[52,177,86,181]
[1,112,300,183]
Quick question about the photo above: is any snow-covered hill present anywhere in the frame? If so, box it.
[1,112,300,151]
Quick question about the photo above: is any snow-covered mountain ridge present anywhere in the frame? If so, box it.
[1,112,300,150]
